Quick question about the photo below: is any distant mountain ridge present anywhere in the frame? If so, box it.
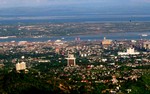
[0,5,150,17]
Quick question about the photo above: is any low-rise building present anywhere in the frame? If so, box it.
[118,48,140,55]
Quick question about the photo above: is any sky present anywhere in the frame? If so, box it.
[0,0,150,8]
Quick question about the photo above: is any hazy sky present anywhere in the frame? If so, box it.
[0,0,150,8]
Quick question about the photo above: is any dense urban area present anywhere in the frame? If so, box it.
[0,37,150,93]
[1,0,150,93]
[0,22,150,37]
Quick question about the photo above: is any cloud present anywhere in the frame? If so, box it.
[131,0,150,3]
[0,0,149,8]
[0,0,58,6]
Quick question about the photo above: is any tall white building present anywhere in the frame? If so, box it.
[118,48,139,55]
[16,62,26,71]
[66,54,76,66]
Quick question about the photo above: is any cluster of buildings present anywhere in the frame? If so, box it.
[0,38,149,93]
[118,48,140,55]
[0,39,149,71]
[48,62,142,93]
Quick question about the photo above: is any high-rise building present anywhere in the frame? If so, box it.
[16,63,20,71]
[143,41,150,49]
[16,56,26,71]
[66,54,76,66]
[16,62,26,71]
[75,37,80,42]
[55,47,60,54]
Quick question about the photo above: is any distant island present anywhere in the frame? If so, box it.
[0,22,150,38]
